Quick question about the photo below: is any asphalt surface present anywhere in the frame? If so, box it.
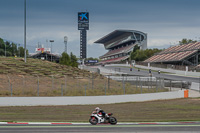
[105,66,200,83]
[1,123,200,133]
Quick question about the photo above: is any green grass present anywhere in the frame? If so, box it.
[0,98,200,122]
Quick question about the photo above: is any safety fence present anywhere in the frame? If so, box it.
[0,73,188,97]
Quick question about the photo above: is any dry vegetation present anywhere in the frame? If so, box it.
[0,57,199,122]
[0,98,200,122]
[0,57,168,96]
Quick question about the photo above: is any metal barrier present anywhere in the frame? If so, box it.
[0,74,188,97]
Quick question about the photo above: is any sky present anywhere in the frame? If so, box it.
[1,0,200,58]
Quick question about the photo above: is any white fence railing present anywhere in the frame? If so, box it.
[191,82,200,91]
[108,76,157,81]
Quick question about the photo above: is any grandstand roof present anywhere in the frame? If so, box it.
[144,50,197,63]
[94,30,146,44]
[144,42,200,63]
[158,42,200,54]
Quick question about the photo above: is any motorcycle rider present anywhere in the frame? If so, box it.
[93,107,107,118]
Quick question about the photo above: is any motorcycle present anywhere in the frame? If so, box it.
[89,112,117,125]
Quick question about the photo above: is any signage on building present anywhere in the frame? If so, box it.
[35,48,50,53]
[78,12,89,23]
[87,60,98,63]
[78,23,89,30]
[78,12,89,59]
[78,12,89,30]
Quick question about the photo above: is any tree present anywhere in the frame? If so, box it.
[70,52,78,67]
[179,38,197,45]
[144,48,162,58]
[0,38,5,56]
[130,45,140,60]
[18,47,28,57]
[11,43,17,56]
[133,45,140,53]
[133,50,147,61]
[0,38,5,50]
[18,47,24,57]
[0,38,29,57]
[0,49,4,55]
[130,47,162,62]
[59,52,71,66]
[5,51,12,56]
[5,41,11,52]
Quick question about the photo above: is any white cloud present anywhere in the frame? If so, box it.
[88,39,95,45]
[148,38,178,48]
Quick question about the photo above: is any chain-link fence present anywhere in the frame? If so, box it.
[0,74,189,97]
[108,74,189,94]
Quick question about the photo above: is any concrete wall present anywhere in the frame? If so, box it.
[0,90,185,106]
[191,82,200,91]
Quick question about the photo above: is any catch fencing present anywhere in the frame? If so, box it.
[0,73,188,97]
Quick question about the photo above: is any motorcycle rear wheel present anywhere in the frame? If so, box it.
[109,117,117,125]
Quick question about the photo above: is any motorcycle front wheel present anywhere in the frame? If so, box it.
[89,117,98,125]
[109,117,117,125]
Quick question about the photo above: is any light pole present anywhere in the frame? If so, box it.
[5,42,6,57]
[18,44,20,57]
[46,39,48,60]
[64,36,68,53]
[24,0,27,63]
[50,40,54,62]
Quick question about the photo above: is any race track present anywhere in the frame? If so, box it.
[1,123,200,133]
[105,66,200,82]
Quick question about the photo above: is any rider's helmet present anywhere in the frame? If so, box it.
[95,107,100,112]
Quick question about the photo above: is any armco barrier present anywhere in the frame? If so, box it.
[0,90,185,106]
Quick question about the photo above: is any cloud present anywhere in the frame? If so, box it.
[2,0,200,58]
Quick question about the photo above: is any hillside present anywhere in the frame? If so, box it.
[0,57,167,96]
[0,57,94,78]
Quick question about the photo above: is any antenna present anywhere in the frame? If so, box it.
[64,36,68,53]
[46,39,48,48]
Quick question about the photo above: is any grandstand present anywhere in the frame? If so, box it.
[144,42,200,66]
[95,30,147,64]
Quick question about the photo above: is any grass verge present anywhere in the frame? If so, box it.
[0,98,200,122]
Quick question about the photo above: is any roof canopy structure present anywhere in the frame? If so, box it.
[144,42,200,66]
[95,30,147,50]
[30,52,60,63]
[95,30,145,43]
